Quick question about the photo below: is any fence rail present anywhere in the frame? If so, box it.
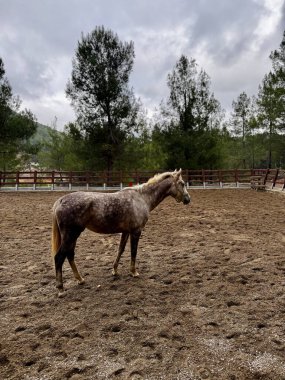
[0,169,284,191]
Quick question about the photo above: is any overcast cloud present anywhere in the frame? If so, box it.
[0,0,284,129]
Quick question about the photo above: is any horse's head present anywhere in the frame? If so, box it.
[170,169,191,205]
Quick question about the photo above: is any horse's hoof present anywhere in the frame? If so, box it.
[78,278,85,285]
[112,269,118,276]
[131,271,140,277]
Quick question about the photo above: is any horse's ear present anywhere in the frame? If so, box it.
[175,168,182,178]
[173,168,182,180]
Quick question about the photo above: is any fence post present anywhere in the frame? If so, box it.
[86,171,89,191]
[235,169,239,188]
[16,171,19,191]
[202,169,206,188]
[219,170,223,188]
[69,171,72,190]
[263,169,269,186]
[272,168,279,189]
[51,171,55,190]
[103,170,107,189]
[33,170,37,190]
[119,170,122,188]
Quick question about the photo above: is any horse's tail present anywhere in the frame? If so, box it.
[51,212,61,259]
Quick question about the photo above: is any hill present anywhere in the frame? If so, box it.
[30,123,62,144]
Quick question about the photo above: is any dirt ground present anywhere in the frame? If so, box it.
[1,189,285,380]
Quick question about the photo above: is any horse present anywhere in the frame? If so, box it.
[51,169,191,296]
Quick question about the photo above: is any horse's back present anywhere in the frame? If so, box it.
[87,190,149,233]
[53,190,149,234]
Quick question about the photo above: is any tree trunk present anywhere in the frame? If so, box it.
[268,120,272,168]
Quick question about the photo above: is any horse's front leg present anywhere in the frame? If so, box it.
[130,231,141,277]
[112,232,129,276]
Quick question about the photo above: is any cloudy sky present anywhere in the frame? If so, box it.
[0,0,284,129]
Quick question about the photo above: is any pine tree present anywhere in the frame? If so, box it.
[159,55,224,169]
[66,26,139,171]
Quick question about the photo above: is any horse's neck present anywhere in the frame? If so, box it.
[142,179,172,211]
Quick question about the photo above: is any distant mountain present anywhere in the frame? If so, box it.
[30,123,62,144]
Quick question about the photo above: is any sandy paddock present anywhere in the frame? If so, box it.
[0,189,285,380]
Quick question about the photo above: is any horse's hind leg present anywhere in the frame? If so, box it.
[54,228,83,295]
[112,232,129,276]
[54,247,67,294]
[66,228,84,285]
[67,250,85,285]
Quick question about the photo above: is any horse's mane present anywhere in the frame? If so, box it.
[123,171,178,192]
[146,172,174,185]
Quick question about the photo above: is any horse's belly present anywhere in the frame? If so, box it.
[86,223,125,234]
[86,212,147,235]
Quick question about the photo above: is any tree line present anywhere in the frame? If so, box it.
[1,26,285,172]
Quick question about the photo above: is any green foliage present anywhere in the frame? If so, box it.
[115,127,167,170]
[225,30,285,170]
[270,30,285,87]
[165,55,222,132]
[66,26,139,171]
[30,122,55,144]
[231,92,252,137]
[154,123,225,170]
[156,55,224,169]
[37,122,86,170]
[230,93,258,168]
[0,57,38,170]
[256,35,285,168]
[258,72,284,130]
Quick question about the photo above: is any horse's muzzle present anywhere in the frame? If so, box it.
[183,195,191,205]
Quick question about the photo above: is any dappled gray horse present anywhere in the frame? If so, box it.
[51,169,190,295]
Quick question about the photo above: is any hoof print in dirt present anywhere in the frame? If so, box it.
[0,354,9,365]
